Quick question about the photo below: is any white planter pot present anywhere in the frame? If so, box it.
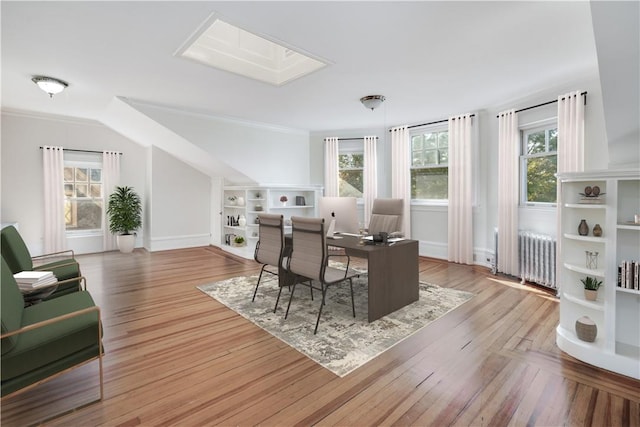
[117,234,136,253]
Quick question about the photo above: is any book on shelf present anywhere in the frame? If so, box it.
[617,261,639,290]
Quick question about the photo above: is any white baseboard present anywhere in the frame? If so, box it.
[148,233,211,252]
[418,240,494,269]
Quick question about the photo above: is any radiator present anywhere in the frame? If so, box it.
[494,229,557,289]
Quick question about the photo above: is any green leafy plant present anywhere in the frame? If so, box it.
[581,276,602,291]
[107,186,142,235]
[234,235,245,244]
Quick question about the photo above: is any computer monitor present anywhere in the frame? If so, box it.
[318,197,359,236]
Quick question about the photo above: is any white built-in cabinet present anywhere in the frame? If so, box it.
[221,185,323,259]
[556,169,639,379]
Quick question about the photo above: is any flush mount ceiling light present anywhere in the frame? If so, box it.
[31,76,68,98]
[360,95,385,111]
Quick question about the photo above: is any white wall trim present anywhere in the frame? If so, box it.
[148,233,211,252]
[2,108,103,126]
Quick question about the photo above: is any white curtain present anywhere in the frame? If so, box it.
[557,91,585,174]
[497,110,519,276]
[556,91,585,293]
[102,151,121,251]
[447,114,473,264]
[390,126,411,238]
[43,146,66,253]
[324,137,339,197]
[363,136,378,226]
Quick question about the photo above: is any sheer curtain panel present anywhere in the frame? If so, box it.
[497,110,519,275]
[447,114,473,264]
[557,91,585,174]
[390,126,411,238]
[102,151,121,251]
[43,146,66,253]
[363,136,378,226]
[324,137,339,197]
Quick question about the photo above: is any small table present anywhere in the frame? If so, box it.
[21,283,59,306]
[280,235,419,322]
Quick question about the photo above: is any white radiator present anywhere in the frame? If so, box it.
[494,229,557,289]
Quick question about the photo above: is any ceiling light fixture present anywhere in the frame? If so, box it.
[32,76,68,98]
[360,95,385,111]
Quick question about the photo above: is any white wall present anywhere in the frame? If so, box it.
[147,146,211,251]
[128,101,312,186]
[310,73,609,266]
[1,110,146,255]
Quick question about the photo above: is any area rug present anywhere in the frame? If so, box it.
[197,274,474,377]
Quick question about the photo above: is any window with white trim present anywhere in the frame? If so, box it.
[64,156,103,232]
[410,128,448,200]
[338,152,363,198]
[520,123,557,204]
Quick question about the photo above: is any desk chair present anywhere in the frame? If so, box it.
[368,198,404,235]
[346,198,404,263]
[285,216,358,334]
[1,225,82,300]
[252,214,288,312]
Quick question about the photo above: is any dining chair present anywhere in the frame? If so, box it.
[252,213,289,312]
[285,216,358,334]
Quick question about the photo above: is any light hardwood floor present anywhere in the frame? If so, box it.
[2,246,639,426]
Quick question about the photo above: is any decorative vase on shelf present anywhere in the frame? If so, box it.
[578,219,589,236]
[238,215,246,227]
[575,316,597,342]
[592,224,602,237]
[236,196,245,206]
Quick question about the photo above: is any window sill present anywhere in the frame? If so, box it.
[66,230,103,238]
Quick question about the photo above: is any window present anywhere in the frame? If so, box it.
[64,163,103,231]
[410,129,448,200]
[521,124,557,204]
[338,153,363,198]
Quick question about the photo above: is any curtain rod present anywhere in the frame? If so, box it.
[496,91,588,118]
[324,137,378,141]
[389,114,476,132]
[39,147,122,155]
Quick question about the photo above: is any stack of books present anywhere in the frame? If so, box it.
[13,271,57,292]
[618,260,639,290]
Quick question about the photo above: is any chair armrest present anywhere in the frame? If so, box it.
[0,305,101,340]
[32,249,75,260]
[56,275,87,291]
[33,259,79,272]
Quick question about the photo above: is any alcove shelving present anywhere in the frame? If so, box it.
[556,169,639,379]
[222,185,323,259]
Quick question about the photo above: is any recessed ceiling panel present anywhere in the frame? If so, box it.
[178,16,327,86]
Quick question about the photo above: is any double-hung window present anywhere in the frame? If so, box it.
[64,156,103,232]
[410,128,449,201]
[338,152,364,198]
[520,123,558,205]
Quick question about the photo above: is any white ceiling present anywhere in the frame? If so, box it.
[1,1,599,132]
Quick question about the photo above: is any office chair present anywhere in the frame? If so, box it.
[285,216,358,334]
[252,214,289,312]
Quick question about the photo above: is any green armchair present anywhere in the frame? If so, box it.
[1,256,103,410]
[1,225,82,299]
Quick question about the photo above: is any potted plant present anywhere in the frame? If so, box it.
[233,235,245,247]
[581,276,602,301]
[107,186,142,253]
[280,195,288,206]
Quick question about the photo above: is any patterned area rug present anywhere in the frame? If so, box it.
[197,274,474,377]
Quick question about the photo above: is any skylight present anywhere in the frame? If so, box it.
[178,17,327,86]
